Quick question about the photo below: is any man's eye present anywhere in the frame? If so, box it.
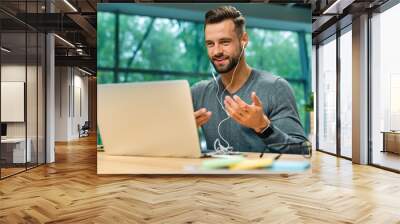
[221,41,230,45]
[206,43,214,47]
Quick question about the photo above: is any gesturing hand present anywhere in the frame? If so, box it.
[224,92,270,133]
[194,108,212,128]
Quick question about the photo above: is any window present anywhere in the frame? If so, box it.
[97,12,116,69]
[339,29,352,158]
[317,37,337,154]
[371,3,400,171]
[0,2,46,179]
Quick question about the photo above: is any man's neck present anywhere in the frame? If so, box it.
[220,60,252,94]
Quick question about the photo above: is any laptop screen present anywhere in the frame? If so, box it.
[1,123,7,137]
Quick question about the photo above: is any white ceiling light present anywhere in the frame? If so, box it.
[63,0,78,12]
[78,67,93,76]
[76,48,85,55]
[323,0,354,15]
[54,34,75,48]
[1,47,11,53]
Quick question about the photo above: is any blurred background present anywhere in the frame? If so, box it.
[97,3,313,141]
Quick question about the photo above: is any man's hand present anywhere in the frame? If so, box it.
[194,108,212,128]
[224,92,270,133]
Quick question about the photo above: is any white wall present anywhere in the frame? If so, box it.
[72,73,89,138]
[55,67,69,141]
[1,65,41,137]
[1,64,46,164]
[1,65,26,138]
[55,67,89,141]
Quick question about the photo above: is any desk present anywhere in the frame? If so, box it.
[1,138,31,163]
[97,152,310,175]
[382,131,400,154]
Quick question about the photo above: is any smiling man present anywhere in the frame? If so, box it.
[191,6,307,153]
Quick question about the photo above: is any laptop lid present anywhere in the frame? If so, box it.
[1,123,7,137]
[98,80,201,158]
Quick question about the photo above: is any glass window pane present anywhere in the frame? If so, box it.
[97,12,116,68]
[340,30,352,158]
[290,82,306,130]
[247,29,302,80]
[1,1,46,179]
[116,14,304,83]
[371,4,400,171]
[97,71,114,84]
[306,33,312,65]
[318,38,337,154]
[27,31,38,168]
[1,31,28,177]
[118,15,210,73]
[38,33,46,165]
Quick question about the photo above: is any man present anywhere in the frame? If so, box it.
[191,6,307,153]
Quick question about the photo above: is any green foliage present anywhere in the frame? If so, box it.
[305,92,314,112]
[246,28,301,79]
[97,12,115,68]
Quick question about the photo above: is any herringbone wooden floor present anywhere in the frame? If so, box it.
[1,135,400,224]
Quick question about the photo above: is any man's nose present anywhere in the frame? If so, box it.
[212,44,223,57]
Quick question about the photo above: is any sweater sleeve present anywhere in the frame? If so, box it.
[259,78,308,152]
[191,81,205,111]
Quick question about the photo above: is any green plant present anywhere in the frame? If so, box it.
[304,92,314,112]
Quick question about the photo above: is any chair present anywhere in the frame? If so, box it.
[79,121,90,138]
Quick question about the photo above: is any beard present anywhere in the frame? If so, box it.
[210,49,241,74]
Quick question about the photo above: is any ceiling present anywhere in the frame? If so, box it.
[1,0,315,74]
[0,0,97,72]
[311,0,391,44]
[3,0,392,71]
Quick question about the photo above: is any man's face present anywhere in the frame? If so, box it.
[205,20,242,74]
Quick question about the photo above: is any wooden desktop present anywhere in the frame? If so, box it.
[97,151,310,175]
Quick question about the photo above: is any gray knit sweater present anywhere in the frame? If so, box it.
[191,69,307,153]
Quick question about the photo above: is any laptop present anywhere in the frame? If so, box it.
[98,80,204,158]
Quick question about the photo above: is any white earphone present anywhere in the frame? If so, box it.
[210,43,246,154]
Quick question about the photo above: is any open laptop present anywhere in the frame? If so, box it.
[98,80,204,158]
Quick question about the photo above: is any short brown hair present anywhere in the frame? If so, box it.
[204,6,246,37]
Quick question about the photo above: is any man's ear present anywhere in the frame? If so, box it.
[241,32,249,48]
